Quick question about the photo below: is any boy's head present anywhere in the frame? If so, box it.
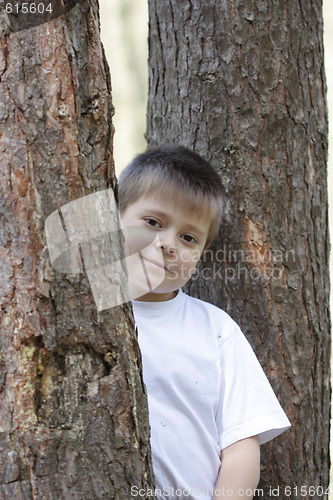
[118,145,225,301]
[118,145,224,246]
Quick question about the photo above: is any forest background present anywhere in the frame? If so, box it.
[99,0,333,493]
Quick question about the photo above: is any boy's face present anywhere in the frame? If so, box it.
[121,193,211,301]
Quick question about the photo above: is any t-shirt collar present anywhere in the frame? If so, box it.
[132,288,184,315]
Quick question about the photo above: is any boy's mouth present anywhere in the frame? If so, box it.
[143,258,171,272]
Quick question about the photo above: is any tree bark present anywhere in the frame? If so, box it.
[147,0,330,498]
[0,1,154,498]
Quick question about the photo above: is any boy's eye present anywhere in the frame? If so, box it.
[181,234,198,244]
[144,218,161,228]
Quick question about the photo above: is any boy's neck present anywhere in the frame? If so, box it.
[134,290,178,302]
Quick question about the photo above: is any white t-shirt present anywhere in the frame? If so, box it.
[132,289,291,500]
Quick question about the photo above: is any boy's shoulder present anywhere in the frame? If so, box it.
[182,289,234,321]
[181,290,240,343]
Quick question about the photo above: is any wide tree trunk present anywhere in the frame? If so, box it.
[0,1,154,498]
[147,0,330,498]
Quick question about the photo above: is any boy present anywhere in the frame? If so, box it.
[119,145,291,500]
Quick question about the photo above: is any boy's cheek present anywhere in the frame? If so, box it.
[168,261,198,281]
[122,226,157,255]
[123,240,131,257]
[122,229,132,256]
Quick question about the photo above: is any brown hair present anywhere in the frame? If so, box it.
[118,145,225,245]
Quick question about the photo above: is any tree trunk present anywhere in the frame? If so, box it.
[0,2,154,498]
[147,0,330,498]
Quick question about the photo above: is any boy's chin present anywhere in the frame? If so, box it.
[128,277,179,302]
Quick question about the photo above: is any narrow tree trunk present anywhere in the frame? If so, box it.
[147,0,330,498]
[0,2,154,498]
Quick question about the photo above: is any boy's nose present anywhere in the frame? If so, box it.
[155,231,176,254]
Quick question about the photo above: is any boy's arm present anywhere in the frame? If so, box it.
[213,435,260,499]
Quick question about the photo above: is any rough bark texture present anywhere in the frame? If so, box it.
[147,0,330,498]
[0,1,154,498]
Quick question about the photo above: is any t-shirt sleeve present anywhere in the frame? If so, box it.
[216,321,291,450]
